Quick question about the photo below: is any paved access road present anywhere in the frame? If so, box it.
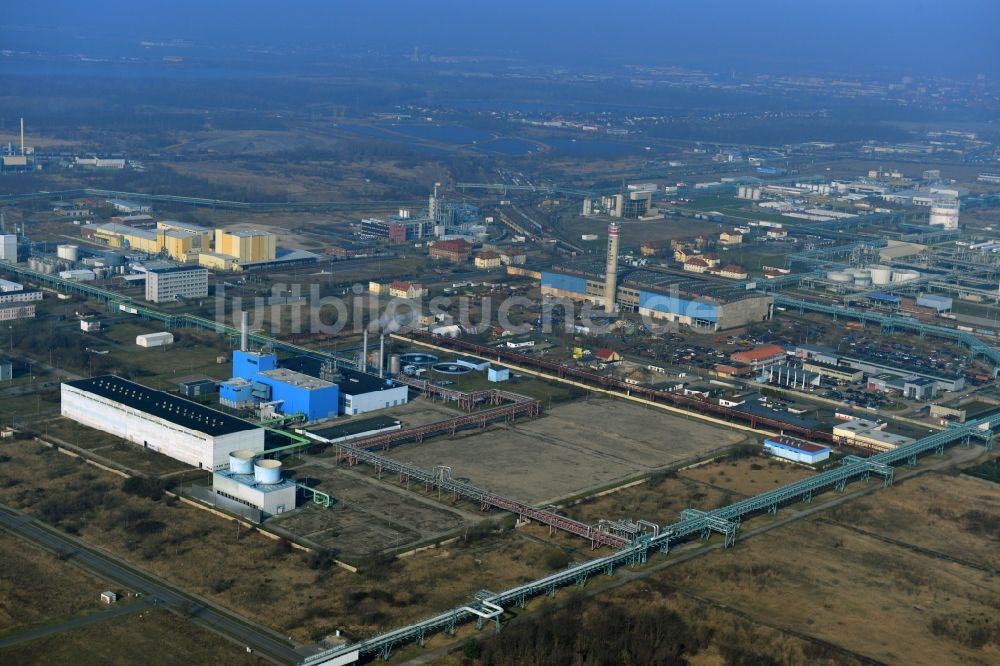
[0,504,302,664]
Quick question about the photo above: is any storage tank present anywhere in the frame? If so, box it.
[57,244,80,262]
[229,450,256,474]
[254,459,282,485]
[868,266,892,286]
[892,269,920,283]
[852,269,871,288]
[389,354,401,375]
[929,202,960,230]
[826,271,852,283]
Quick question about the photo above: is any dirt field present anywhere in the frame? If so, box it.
[270,465,467,558]
[389,397,747,504]
[0,608,267,666]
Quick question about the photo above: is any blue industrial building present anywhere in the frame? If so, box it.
[227,350,338,422]
[539,265,772,331]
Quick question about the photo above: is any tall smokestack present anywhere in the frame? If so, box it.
[378,334,385,378]
[362,329,368,372]
[240,311,249,352]
[604,222,620,314]
[19,118,24,156]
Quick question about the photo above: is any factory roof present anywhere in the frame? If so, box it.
[731,344,786,362]
[225,229,273,238]
[64,375,260,437]
[547,263,767,304]
[257,368,336,391]
[306,415,402,442]
[337,368,399,395]
[146,264,207,274]
[765,435,829,454]
[97,223,157,241]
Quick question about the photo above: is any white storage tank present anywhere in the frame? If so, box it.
[852,270,871,288]
[868,266,892,286]
[57,244,80,262]
[254,459,282,485]
[929,202,960,230]
[892,269,920,283]
[229,450,256,474]
[389,354,401,375]
[826,271,852,283]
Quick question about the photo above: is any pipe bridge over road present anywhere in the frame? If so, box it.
[302,412,997,664]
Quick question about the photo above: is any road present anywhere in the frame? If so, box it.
[0,504,303,664]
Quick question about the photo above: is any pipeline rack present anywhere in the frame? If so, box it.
[302,411,996,664]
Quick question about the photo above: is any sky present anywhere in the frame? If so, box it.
[5,1,1000,78]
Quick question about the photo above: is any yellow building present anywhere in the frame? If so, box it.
[157,230,195,260]
[474,250,502,270]
[197,252,237,271]
[94,224,160,254]
[214,229,277,263]
[157,221,213,250]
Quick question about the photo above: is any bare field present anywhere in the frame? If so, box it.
[680,456,816,497]
[270,465,466,558]
[668,510,1000,666]
[0,608,268,666]
[0,440,583,642]
[826,470,1000,571]
[390,398,746,504]
[0,537,109,636]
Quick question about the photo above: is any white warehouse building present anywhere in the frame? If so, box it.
[61,376,265,470]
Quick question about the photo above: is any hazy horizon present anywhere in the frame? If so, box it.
[4,0,1000,79]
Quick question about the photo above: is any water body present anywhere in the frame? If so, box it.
[388,124,494,145]
[474,137,539,156]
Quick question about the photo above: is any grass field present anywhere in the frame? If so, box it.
[0,609,268,666]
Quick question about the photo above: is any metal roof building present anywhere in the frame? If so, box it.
[61,375,264,469]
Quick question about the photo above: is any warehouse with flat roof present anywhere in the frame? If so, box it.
[61,375,265,470]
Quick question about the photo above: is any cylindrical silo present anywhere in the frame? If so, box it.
[254,459,282,485]
[868,266,892,286]
[389,354,401,375]
[229,450,256,474]
[57,244,80,262]
[827,271,852,283]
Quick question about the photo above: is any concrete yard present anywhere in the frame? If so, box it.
[388,397,748,504]
[270,463,467,559]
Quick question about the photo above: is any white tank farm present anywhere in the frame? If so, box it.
[826,271,852,283]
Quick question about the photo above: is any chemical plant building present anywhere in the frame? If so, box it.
[61,376,265,470]
[831,418,915,453]
[280,355,410,416]
[539,265,773,331]
[222,351,339,423]
[144,264,209,303]
[763,436,830,464]
[209,452,297,519]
